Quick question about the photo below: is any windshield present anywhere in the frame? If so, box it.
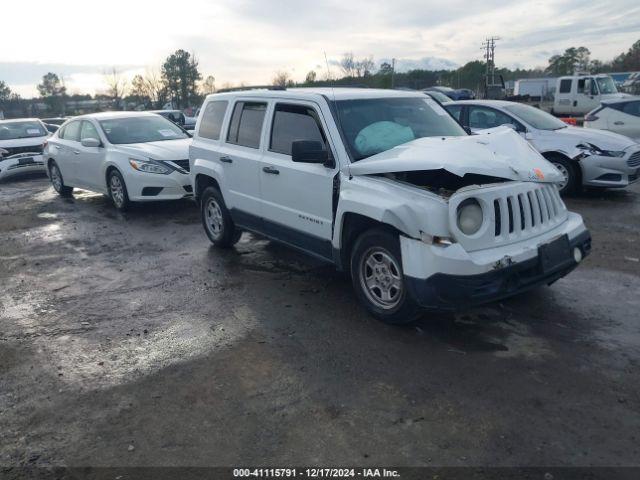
[336,97,467,161]
[0,121,48,140]
[596,77,618,94]
[425,91,452,103]
[503,103,567,130]
[98,116,189,144]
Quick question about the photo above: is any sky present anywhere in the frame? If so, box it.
[1,0,639,98]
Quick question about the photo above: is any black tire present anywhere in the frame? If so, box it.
[49,161,73,197]
[547,155,578,195]
[350,228,422,325]
[200,186,240,248]
[107,169,130,211]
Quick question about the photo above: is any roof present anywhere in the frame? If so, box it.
[0,118,42,124]
[204,87,426,102]
[67,111,161,121]
[447,99,516,107]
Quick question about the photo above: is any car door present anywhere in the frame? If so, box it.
[610,101,640,140]
[53,120,81,184]
[257,101,337,260]
[74,120,106,190]
[217,100,267,223]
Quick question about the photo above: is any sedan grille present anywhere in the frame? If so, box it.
[2,144,44,156]
[171,159,190,172]
[627,151,640,168]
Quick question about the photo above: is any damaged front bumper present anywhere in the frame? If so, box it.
[400,212,591,310]
[0,154,46,180]
[578,148,640,188]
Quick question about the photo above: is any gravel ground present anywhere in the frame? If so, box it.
[1,174,639,470]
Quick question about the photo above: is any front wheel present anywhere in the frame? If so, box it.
[548,156,578,195]
[350,228,421,325]
[49,161,73,197]
[108,169,130,211]
[200,186,241,248]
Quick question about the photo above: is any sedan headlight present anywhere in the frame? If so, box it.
[456,198,483,235]
[576,143,625,158]
[128,158,170,174]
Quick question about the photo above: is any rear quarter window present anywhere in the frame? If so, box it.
[198,101,228,140]
[226,101,267,149]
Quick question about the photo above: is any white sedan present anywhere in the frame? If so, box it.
[584,98,640,142]
[446,100,640,194]
[0,118,49,181]
[44,112,193,210]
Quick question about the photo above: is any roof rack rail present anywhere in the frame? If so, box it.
[215,85,287,93]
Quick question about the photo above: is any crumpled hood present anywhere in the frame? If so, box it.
[115,138,191,160]
[550,125,638,151]
[349,127,563,183]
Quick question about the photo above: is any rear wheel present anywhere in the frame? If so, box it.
[108,169,130,211]
[49,161,73,197]
[350,228,421,325]
[201,186,241,248]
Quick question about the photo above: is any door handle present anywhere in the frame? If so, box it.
[73,150,80,155]
[614,121,625,125]
[219,156,233,163]
[262,166,280,175]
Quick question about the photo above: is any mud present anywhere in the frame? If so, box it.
[1,174,639,468]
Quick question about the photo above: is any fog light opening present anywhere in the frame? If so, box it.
[573,247,583,263]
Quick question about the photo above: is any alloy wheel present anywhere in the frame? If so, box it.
[359,247,403,310]
[204,196,224,240]
[110,174,125,208]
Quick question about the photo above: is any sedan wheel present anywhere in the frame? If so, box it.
[553,162,570,192]
[49,161,73,197]
[108,170,130,211]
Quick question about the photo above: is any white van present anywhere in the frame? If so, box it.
[552,74,632,116]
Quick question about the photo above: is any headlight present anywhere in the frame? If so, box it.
[128,158,170,174]
[576,143,625,158]
[456,198,483,235]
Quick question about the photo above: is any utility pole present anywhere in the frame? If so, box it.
[391,58,396,89]
[481,36,500,98]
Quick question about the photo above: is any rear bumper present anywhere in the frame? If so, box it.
[405,230,591,311]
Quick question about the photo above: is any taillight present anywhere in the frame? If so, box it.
[584,114,599,122]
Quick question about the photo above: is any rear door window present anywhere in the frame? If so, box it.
[199,101,228,140]
[622,101,640,117]
[227,101,267,149]
[559,79,572,94]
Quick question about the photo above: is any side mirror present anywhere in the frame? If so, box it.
[291,140,329,165]
[81,137,101,148]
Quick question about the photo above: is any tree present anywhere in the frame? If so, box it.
[0,81,11,102]
[104,68,128,109]
[37,72,66,114]
[378,62,393,75]
[161,49,202,109]
[305,70,317,84]
[546,47,591,75]
[129,74,151,107]
[143,69,167,109]
[272,70,294,88]
[340,52,356,77]
[611,39,640,71]
[356,56,375,77]
[202,75,216,94]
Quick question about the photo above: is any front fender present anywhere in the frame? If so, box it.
[333,175,450,248]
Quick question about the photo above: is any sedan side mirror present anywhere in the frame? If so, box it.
[291,140,329,165]
[81,137,101,148]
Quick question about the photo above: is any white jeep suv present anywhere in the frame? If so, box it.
[189,88,591,324]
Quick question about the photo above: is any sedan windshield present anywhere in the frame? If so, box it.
[596,77,618,95]
[0,121,48,140]
[336,97,467,161]
[503,103,567,131]
[99,116,189,144]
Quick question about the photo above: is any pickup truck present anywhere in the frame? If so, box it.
[189,88,591,324]
[553,74,633,116]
